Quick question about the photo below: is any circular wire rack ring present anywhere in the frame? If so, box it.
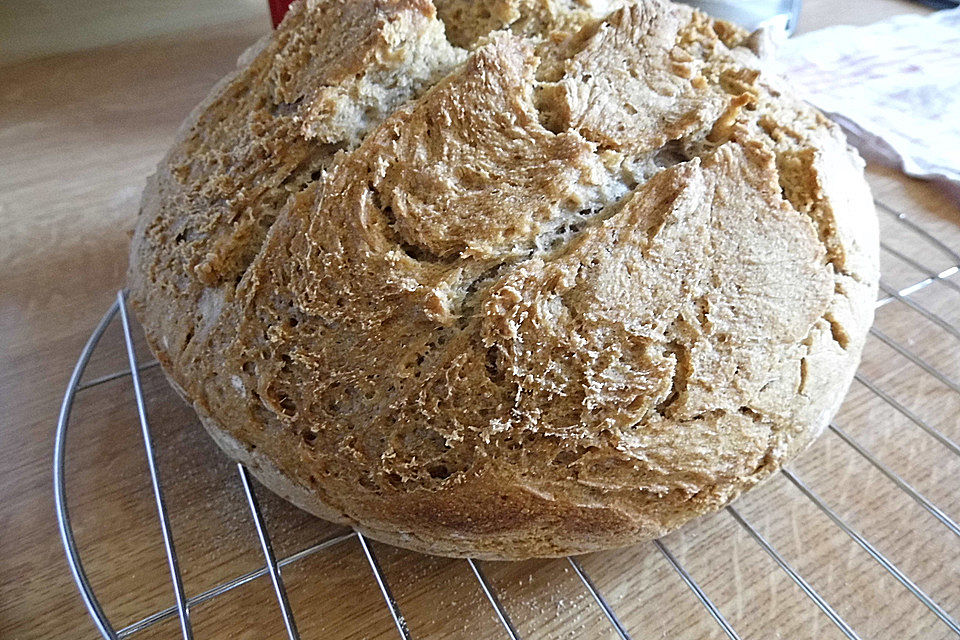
[54,200,960,639]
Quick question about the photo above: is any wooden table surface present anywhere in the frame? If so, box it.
[2,2,958,639]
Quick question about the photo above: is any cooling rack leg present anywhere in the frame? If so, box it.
[117,291,194,640]
[237,464,302,640]
[652,539,743,640]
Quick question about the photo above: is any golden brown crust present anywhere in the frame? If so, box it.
[432,0,617,48]
[129,0,878,559]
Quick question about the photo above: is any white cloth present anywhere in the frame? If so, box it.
[777,8,960,185]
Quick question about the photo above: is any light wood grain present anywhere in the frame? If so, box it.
[0,0,266,64]
[2,3,958,639]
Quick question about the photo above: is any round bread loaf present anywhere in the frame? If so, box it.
[129,0,879,559]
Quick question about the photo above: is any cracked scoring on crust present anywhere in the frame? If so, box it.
[128,0,878,559]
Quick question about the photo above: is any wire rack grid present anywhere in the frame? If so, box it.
[54,200,960,640]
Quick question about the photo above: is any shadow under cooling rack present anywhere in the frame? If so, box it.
[54,201,960,640]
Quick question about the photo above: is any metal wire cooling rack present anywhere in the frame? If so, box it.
[54,201,960,640]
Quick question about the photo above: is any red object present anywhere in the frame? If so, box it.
[268,0,296,28]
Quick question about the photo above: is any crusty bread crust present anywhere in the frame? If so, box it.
[129,0,878,559]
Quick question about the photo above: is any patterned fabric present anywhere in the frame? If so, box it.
[779,8,960,185]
